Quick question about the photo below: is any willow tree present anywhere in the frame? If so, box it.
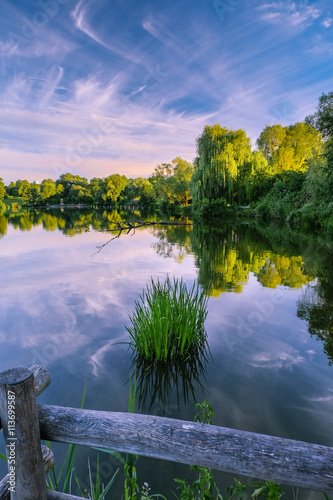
[191,124,253,209]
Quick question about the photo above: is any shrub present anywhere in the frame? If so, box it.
[255,201,272,220]
[126,276,208,361]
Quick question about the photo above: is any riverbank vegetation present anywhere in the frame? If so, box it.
[1,92,332,231]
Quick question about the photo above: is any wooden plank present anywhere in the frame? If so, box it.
[0,445,55,500]
[46,492,84,500]
[38,404,333,492]
[0,365,51,432]
[0,479,8,500]
[0,487,83,500]
[30,365,52,397]
[0,368,47,499]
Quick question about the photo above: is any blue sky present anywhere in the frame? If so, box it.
[0,0,332,183]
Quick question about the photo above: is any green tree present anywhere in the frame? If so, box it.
[89,177,104,202]
[101,174,129,204]
[257,123,322,174]
[66,184,93,204]
[0,178,6,213]
[250,151,270,178]
[306,91,333,140]
[16,179,31,200]
[256,125,286,161]
[6,181,17,197]
[191,124,253,209]
[151,163,173,205]
[151,158,193,207]
[169,157,194,206]
[257,123,323,174]
[28,183,41,204]
[0,178,5,200]
[306,91,333,174]
[40,179,56,201]
[283,123,323,170]
[56,173,89,200]
[130,177,156,207]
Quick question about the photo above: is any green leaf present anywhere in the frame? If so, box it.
[251,486,266,499]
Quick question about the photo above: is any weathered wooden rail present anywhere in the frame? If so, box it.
[0,366,333,499]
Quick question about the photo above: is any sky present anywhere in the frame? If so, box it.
[0,0,332,183]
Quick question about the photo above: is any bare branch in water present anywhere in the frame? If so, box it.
[92,219,193,255]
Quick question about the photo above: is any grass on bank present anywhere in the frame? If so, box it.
[125,276,208,362]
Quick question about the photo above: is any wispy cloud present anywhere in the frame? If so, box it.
[322,16,333,28]
[71,0,110,50]
[249,350,304,370]
[258,1,321,29]
[0,0,332,183]
[70,0,142,65]
[307,37,333,56]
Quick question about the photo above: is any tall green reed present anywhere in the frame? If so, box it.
[126,276,208,361]
[45,381,87,494]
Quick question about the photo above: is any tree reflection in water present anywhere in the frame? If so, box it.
[4,208,333,367]
[297,281,333,366]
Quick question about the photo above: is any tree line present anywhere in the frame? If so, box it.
[1,91,332,229]
[0,156,193,212]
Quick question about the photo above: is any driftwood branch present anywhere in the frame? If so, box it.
[94,219,193,254]
[38,404,333,492]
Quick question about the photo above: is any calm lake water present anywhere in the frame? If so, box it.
[0,208,332,499]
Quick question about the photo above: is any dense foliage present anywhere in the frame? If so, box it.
[0,178,5,214]
[1,92,332,231]
[1,157,193,211]
[190,119,324,218]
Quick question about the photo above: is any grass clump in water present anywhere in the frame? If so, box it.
[126,275,208,361]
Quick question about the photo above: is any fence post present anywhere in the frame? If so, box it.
[0,367,46,499]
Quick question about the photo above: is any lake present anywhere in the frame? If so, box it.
[0,208,332,499]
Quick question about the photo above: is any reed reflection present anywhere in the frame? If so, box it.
[131,345,209,413]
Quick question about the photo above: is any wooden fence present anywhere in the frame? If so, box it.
[0,366,332,499]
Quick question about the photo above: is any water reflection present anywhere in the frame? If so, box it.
[0,215,7,237]
[297,245,333,366]
[131,343,210,413]
[3,208,155,236]
[1,208,333,498]
[154,223,313,295]
[152,221,333,367]
[152,225,192,263]
[1,208,333,368]
[297,283,333,365]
